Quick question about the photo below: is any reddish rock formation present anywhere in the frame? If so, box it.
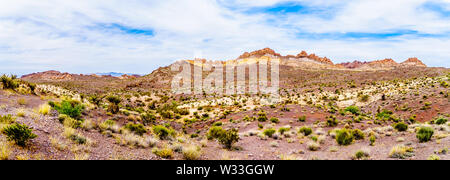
[238,48,281,59]
[401,57,427,67]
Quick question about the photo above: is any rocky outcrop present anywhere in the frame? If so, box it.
[238,48,281,59]
[401,57,427,67]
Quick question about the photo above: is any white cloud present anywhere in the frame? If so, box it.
[0,0,449,76]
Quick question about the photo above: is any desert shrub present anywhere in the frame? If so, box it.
[416,127,434,143]
[335,129,354,146]
[106,95,121,114]
[153,125,175,140]
[427,154,440,160]
[207,126,226,140]
[389,145,414,159]
[307,141,320,151]
[278,127,290,135]
[263,128,276,137]
[393,122,408,131]
[434,116,447,125]
[0,114,16,124]
[2,123,37,146]
[124,123,147,136]
[345,106,360,115]
[270,117,279,123]
[257,111,268,122]
[212,121,223,126]
[376,109,393,121]
[59,114,82,128]
[352,129,365,140]
[88,95,103,107]
[217,128,239,149]
[299,126,313,136]
[359,95,370,102]
[369,135,376,146]
[39,104,51,115]
[182,145,202,160]
[0,74,19,90]
[52,100,84,119]
[298,116,306,122]
[0,140,11,160]
[326,115,338,127]
[141,112,156,125]
[17,98,27,105]
[152,147,173,159]
[353,150,370,160]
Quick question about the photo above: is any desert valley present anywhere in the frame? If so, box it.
[0,48,449,160]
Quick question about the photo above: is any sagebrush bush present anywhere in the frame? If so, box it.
[416,127,434,143]
[393,122,408,132]
[217,128,239,149]
[434,116,447,125]
[0,74,19,90]
[2,123,37,146]
[182,145,202,160]
[335,129,354,146]
[352,129,365,140]
[124,123,147,136]
[270,117,279,123]
[299,126,313,136]
[278,127,290,135]
[263,128,276,137]
[257,111,268,122]
[207,126,226,140]
[345,106,360,115]
[141,113,156,125]
[298,116,306,122]
[152,125,174,139]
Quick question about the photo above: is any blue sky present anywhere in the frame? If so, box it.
[0,0,450,75]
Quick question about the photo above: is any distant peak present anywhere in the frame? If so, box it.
[238,48,281,59]
[401,57,427,67]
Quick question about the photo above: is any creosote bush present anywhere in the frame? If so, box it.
[335,129,354,146]
[50,99,84,119]
[2,123,37,147]
[124,123,147,136]
[393,122,408,132]
[344,106,360,115]
[263,128,276,138]
[416,127,434,143]
[153,125,175,140]
[217,128,239,149]
[299,126,313,136]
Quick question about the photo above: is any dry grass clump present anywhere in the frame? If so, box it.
[389,145,414,159]
[152,147,173,159]
[38,104,51,115]
[0,140,12,160]
[307,141,320,151]
[182,145,202,160]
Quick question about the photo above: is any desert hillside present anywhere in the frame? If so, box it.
[0,48,449,160]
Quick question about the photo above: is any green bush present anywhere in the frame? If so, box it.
[434,117,447,125]
[326,116,338,127]
[263,128,276,137]
[124,123,147,136]
[2,123,37,146]
[212,121,223,126]
[52,100,84,119]
[207,126,226,140]
[299,126,313,136]
[393,122,408,132]
[278,127,290,135]
[298,116,306,122]
[376,110,393,121]
[257,111,268,122]
[369,135,376,146]
[416,127,434,143]
[217,128,239,149]
[270,117,279,123]
[335,129,354,146]
[153,125,174,139]
[0,74,19,90]
[352,129,365,140]
[345,106,360,115]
